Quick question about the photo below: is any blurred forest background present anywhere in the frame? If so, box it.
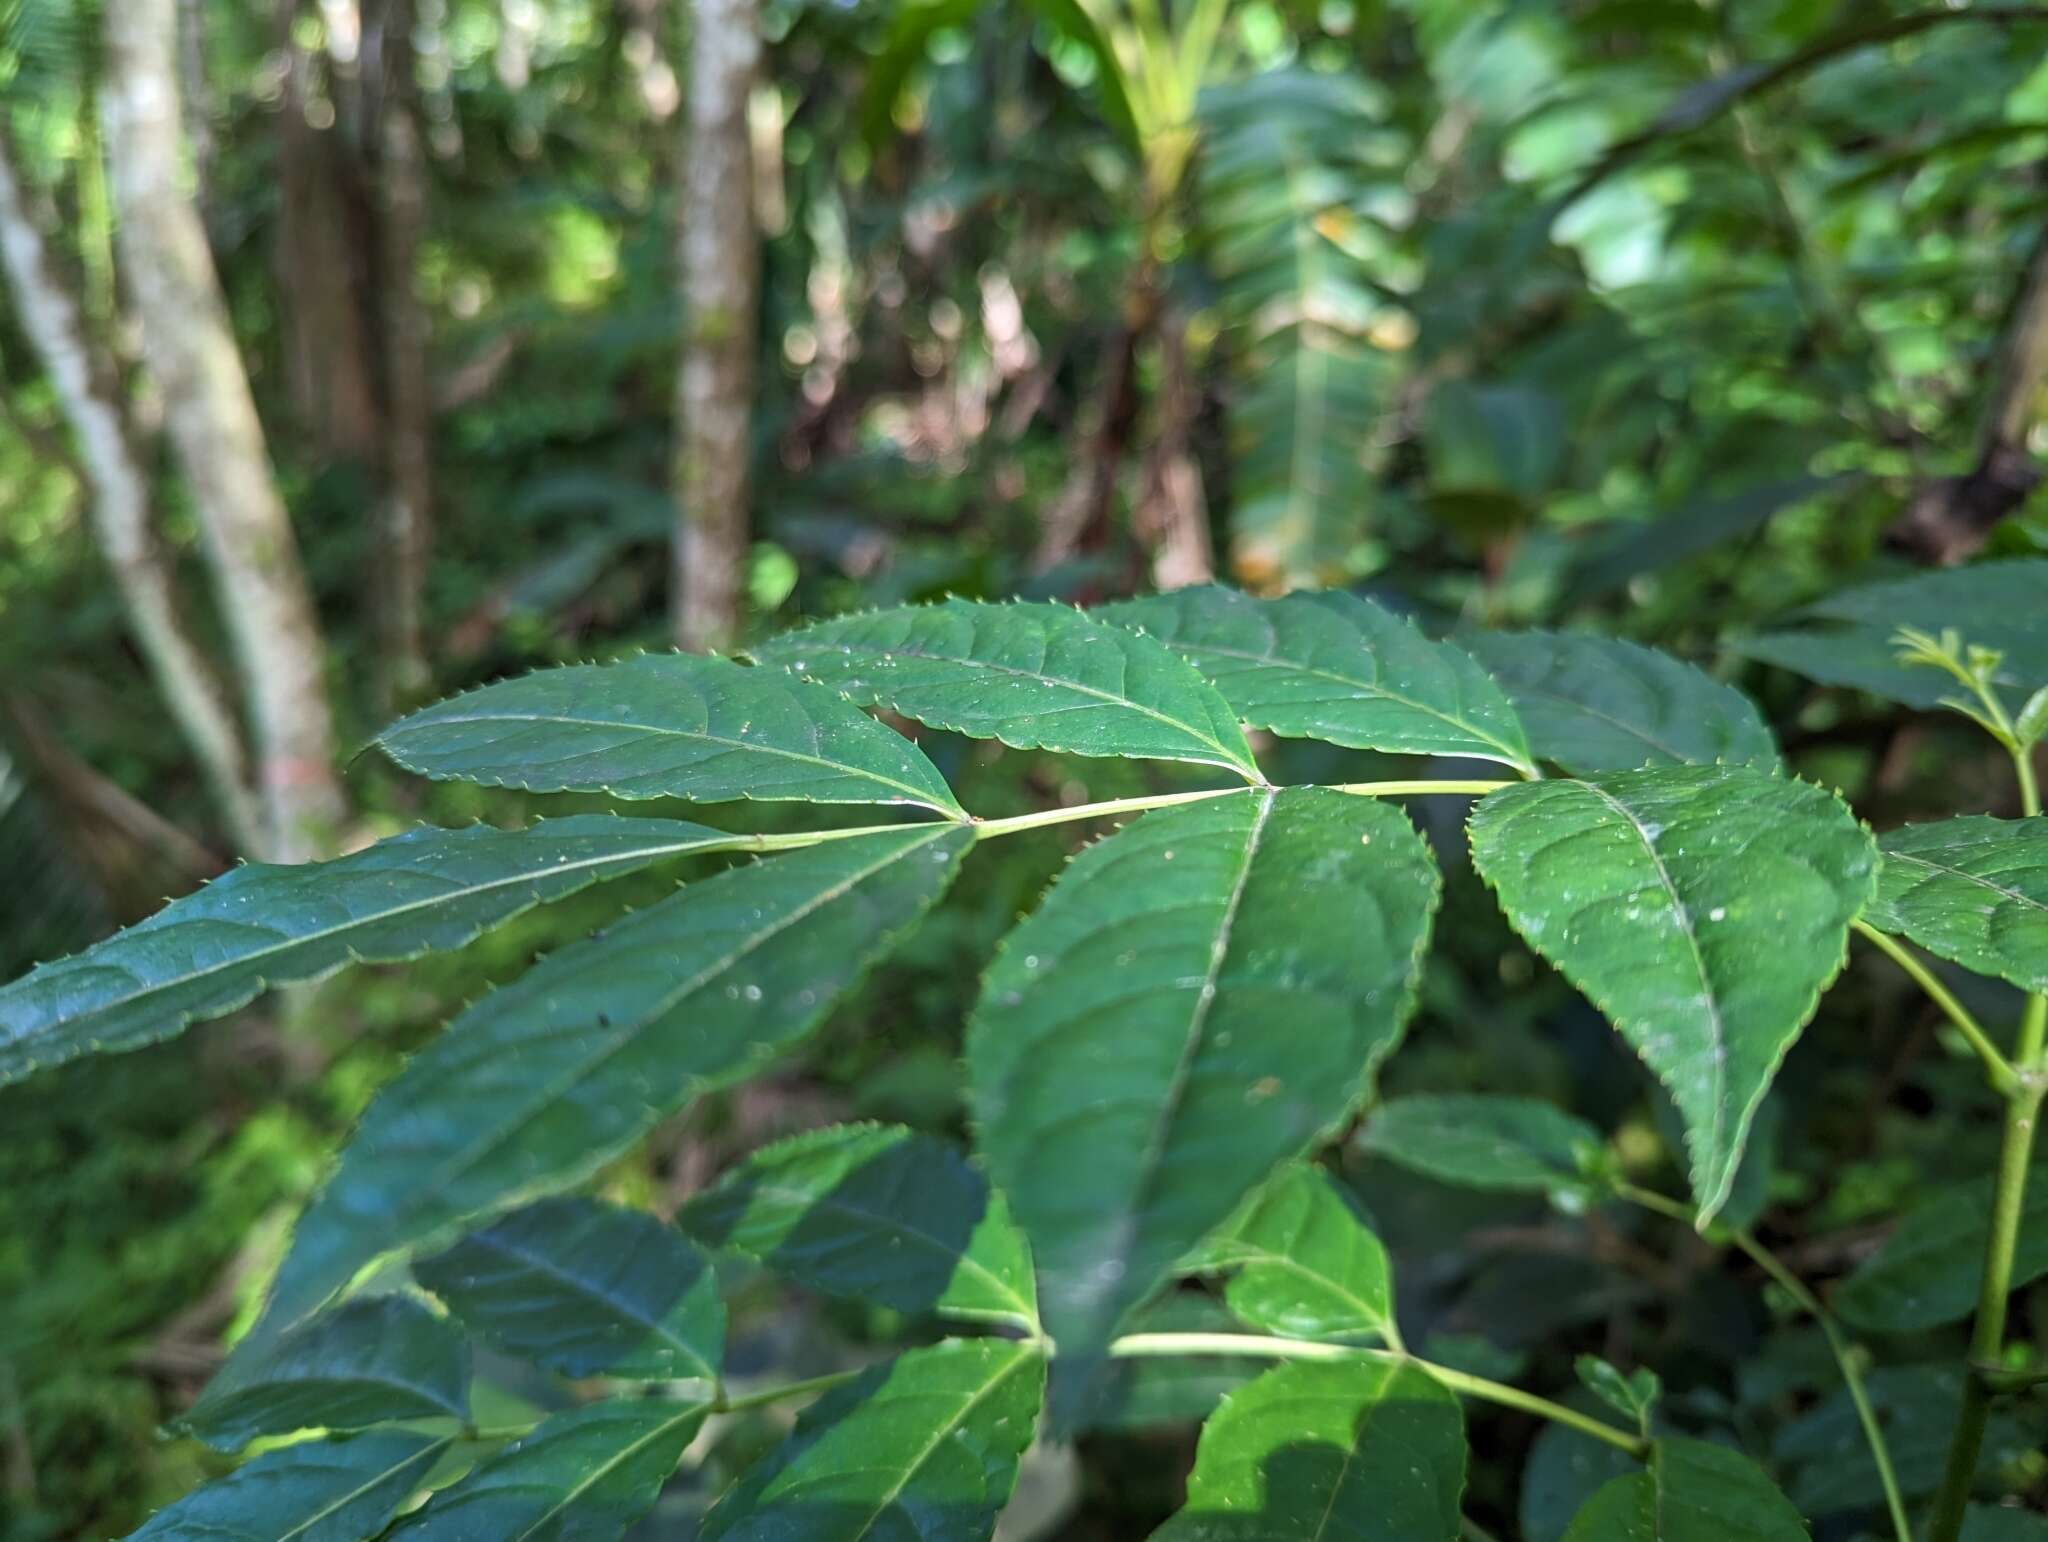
[2,0,2047,1535]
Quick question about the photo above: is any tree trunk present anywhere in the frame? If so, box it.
[103,0,346,863]
[368,0,433,705]
[672,0,761,654]
[0,131,264,853]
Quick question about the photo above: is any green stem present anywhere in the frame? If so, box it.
[1616,1184,1909,1542]
[1853,922,2019,1094]
[716,1367,864,1415]
[1105,1331,1648,1457]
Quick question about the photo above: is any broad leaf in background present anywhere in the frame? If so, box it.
[698,1339,1043,1541]
[261,823,973,1332]
[176,1295,469,1452]
[970,787,1439,1379]
[1356,1094,1605,1197]
[1562,1437,1806,1540]
[1154,1359,1466,1539]
[0,816,751,1086]
[1864,816,2048,992]
[1466,632,1777,775]
[126,1430,452,1542]
[1182,1161,1397,1344]
[1470,765,1877,1219]
[1733,559,2048,710]
[1567,474,1846,599]
[1100,586,1536,774]
[750,599,1262,782]
[378,652,965,816]
[1961,1506,2048,1540]
[387,1398,709,1541]
[1836,1162,2048,1332]
[1521,1418,1641,1542]
[414,1197,723,1381]
[679,1122,1037,1330]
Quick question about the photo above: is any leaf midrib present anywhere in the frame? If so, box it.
[385,708,959,812]
[500,1403,705,1541]
[456,1231,716,1379]
[279,1437,450,1542]
[1579,784,1728,1180]
[845,1346,1032,1542]
[2,827,741,1058]
[408,826,958,1223]
[778,635,1260,779]
[1885,848,2048,916]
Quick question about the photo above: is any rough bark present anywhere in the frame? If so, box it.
[1889,221,2048,563]
[367,0,434,705]
[0,131,263,853]
[672,0,761,653]
[103,0,346,862]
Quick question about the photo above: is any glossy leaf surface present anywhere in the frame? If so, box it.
[178,1295,470,1452]
[970,786,1439,1369]
[1183,1161,1396,1343]
[751,599,1263,781]
[264,824,971,1330]
[415,1197,724,1380]
[1470,766,1877,1218]
[379,652,964,815]
[1466,631,1777,775]
[1153,1359,1466,1540]
[699,1339,1043,1541]
[1864,815,2048,992]
[126,1431,451,1542]
[0,816,750,1086]
[679,1122,1037,1329]
[1100,585,1534,773]
[387,1398,709,1541]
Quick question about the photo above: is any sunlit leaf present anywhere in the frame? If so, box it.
[1863,815,2048,992]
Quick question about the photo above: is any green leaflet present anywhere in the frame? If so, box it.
[415,1197,724,1381]
[1153,1359,1467,1540]
[1864,815,2048,993]
[125,1430,452,1542]
[386,1398,709,1541]
[1182,1161,1396,1344]
[176,1295,470,1452]
[1101,586,1534,773]
[1521,1418,1641,1542]
[1562,1437,1807,1540]
[1575,1356,1659,1433]
[969,787,1439,1375]
[260,823,972,1333]
[0,815,752,1087]
[378,652,964,816]
[1774,1364,2029,1515]
[749,598,1263,781]
[1356,1094,1605,1197]
[1835,1162,2048,1332]
[678,1122,1037,1330]
[699,1339,1044,1542]
[1962,1506,2048,1540]
[1465,631,1777,775]
[1469,766,1877,1220]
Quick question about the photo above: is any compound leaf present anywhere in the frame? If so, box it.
[699,1339,1043,1542]
[1465,632,1777,775]
[1562,1437,1806,1541]
[415,1197,723,1381]
[378,652,963,816]
[1356,1094,1605,1197]
[1469,766,1877,1220]
[1153,1359,1466,1540]
[1182,1161,1396,1344]
[1102,586,1534,774]
[177,1295,469,1452]
[261,824,972,1333]
[969,786,1439,1379]
[0,816,752,1087]
[679,1122,1036,1330]
[750,599,1262,781]
[125,1430,452,1542]
[1864,815,2048,993]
